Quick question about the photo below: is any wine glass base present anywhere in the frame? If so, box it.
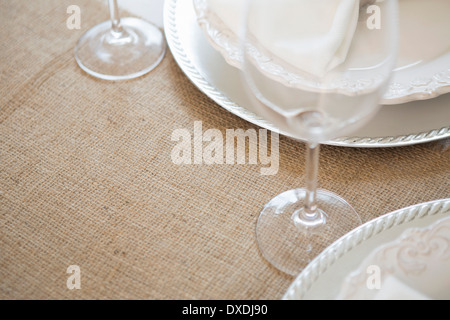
[75,18,166,81]
[256,189,362,276]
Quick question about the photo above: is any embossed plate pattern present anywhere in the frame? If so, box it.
[336,216,450,300]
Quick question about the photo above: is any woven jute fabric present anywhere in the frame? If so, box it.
[0,0,449,300]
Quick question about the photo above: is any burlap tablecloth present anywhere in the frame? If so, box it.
[1,0,449,300]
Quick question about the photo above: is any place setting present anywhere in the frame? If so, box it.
[162,0,450,299]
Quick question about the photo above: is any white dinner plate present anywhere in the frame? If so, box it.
[193,0,450,105]
[282,199,450,300]
[164,0,450,147]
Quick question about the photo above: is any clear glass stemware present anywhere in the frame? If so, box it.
[241,0,399,275]
[75,0,166,80]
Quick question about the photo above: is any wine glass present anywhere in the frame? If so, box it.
[241,0,399,275]
[75,0,166,80]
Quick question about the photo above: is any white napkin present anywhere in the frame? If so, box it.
[373,276,431,300]
[208,0,360,78]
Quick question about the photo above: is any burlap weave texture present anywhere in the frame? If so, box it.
[0,0,449,299]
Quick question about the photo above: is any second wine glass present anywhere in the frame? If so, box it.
[241,0,399,276]
[75,0,166,80]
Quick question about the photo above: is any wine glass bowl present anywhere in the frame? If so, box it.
[241,0,399,275]
[75,0,166,81]
[243,0,398,144]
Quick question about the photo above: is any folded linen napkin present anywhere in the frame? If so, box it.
[208,0,361,78]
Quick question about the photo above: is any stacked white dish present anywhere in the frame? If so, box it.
[165,0,450,147]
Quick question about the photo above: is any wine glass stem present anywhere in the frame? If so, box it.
[304,142,320,219]
[108,0,123,34]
